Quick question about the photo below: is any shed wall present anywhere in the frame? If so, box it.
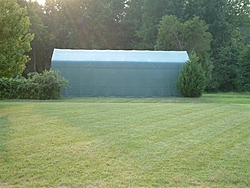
[52,49,188,97]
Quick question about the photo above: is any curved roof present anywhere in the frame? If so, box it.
[52,49,189,63]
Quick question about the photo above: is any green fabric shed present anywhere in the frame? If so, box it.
[51,49,189,97]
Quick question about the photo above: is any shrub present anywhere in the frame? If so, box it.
[0,77,10,99]
[0,77,29,99]
[28,69,68,99]
[177,52,206,97]
[0,69,68,100]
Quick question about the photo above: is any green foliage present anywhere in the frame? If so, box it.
[29,69,68,99]
[184,0,249,92]
[0,69,68,100]
[17,0,50,73]
[208,43,242,92]
[185,0,231,52]
[0,76,36,99]
[155,15,183,51]
[135,0,168,49]
[155,15,212,62]
[11,0,250,93]
[235,45,250,92]
[42,0,127,50]
[177,53,206,97]
[0,0,34,78]
[155,15,213,87]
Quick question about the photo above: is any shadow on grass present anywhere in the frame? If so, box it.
[0,116,11,161]
[0,93,249,104]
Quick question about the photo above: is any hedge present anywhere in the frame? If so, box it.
[0,70,68,100]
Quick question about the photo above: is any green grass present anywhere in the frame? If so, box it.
[0,93,250,187]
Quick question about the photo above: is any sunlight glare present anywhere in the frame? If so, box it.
[34,0,46,5]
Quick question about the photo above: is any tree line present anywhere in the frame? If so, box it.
[1,0,250,92]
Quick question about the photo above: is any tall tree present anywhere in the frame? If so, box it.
[235,45,250,92]
[120,0,143,49]
[134,0,187,50]
[135,0,169,49]
[184,0,250,91]
[43,0,127,49]
[17,0,50,73]
[0,0,34,77]
[163,0,186,21]
[185,0,231,55]
[79,0,127,49]
[227,0,250,45]
[155,15,212,63]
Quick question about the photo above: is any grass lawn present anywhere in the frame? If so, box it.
[0,93,250,187]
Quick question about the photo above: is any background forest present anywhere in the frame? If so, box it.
[14,0,250,92]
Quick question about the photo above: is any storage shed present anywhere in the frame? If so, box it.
[51,49,189,97]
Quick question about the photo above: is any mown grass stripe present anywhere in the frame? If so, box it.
[0,94,249,187]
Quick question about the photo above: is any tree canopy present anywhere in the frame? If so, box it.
[1,0,249,92]
[0,0,33,77]
[155,16,212,61]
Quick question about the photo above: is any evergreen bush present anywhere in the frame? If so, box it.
[177,52,206,97]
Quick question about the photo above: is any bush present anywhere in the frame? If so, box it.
[177,52,206,97]
[0,77,10,99]
[0,76,32,99]
[0,69,68,100]
[28,69,68,99]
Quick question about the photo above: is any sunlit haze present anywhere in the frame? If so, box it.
[35,0,45,5]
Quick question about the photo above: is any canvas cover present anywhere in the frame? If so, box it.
[51,49,189,97]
